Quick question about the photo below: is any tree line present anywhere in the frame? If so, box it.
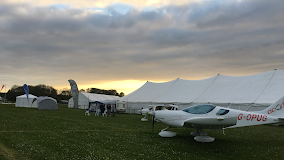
[5,84,125,102]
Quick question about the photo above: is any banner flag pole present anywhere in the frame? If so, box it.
[23,84,29,107]
[68,79,79,115]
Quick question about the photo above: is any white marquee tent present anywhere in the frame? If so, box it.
[120,70,284,112]
[68,92,120,109]
[15,94,38,108]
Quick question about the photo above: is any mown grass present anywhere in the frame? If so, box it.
[0,104,284,160]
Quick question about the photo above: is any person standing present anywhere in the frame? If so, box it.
[100,103,105,116]
[107,103,111,117]
[112,103,116,117]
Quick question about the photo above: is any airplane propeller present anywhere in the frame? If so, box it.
[152,116,155,132]
[149,106,156,132]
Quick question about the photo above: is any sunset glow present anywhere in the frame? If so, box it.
[1,0,283,96]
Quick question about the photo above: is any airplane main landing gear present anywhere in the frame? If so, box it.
[141,115,148,121]
[191,129,215,143]
[159,126,176,138]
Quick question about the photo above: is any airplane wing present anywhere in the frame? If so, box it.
[183,117,237,128]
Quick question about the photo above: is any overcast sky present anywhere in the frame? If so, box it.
[1,0,284,94]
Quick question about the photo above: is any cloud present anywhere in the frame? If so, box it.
[1,0,284,92]
[4,0,201,8]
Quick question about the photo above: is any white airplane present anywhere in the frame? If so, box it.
[141,104,178,121]
[148,96,284,143]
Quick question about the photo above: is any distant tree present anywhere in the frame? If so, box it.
[6,85,125,102]
[6,84,58,102]
[87,88,124,97]
[6,85,25,101]
[57,88,72,102]
[119,92,125,97]
[30,84,57,98]
[79,89,85,92]
[58,88,72,96]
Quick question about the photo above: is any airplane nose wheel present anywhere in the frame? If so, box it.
[191,129,215,143]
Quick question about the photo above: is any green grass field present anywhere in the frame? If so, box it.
[0,104,284,160]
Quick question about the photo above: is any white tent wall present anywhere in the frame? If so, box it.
[68,92,120,109]
[152,76,218,103]
[68,92,91,109]
[120,70,284,113]
[125,102,151,114]
[15,94,38,108]
[193,71,275,104]
[121,80,177,102]
[254,70,284,104]
[125,101,185,114]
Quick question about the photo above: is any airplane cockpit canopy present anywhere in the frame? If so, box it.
[216,109,230,115]
[182,104,216,114]
[150,105,178,111]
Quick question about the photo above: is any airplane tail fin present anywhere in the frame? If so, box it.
[259,96,284,117]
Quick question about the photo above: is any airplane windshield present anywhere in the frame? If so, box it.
[216,109,229,115]
[182,104,216,114]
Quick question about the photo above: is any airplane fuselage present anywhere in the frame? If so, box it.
[153,106,280,129]
[150,96,284,142]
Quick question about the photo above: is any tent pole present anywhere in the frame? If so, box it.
[245,103,253,111]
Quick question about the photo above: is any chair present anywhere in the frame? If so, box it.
[85,109,90,116]
[95,109,100,116]
[102,110,107,117]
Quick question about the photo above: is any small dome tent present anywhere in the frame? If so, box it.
[37,97,58,110]
[15,94,38,108]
